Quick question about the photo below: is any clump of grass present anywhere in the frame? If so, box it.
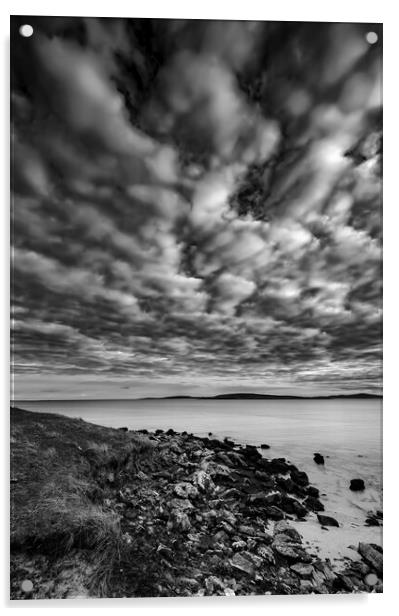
[17,476,118,551]
[17,474,126,596]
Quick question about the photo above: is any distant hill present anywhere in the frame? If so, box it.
[152,393,382,401]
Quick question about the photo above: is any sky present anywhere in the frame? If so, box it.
[11,17,382,399]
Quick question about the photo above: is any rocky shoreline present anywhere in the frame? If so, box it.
[10,408,383,599]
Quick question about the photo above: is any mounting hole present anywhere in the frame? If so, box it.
[19,24,33,38]
[366,31,378,45]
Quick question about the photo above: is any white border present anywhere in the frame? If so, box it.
[2,2,398,615]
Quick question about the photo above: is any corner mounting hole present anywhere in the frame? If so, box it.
[19,24,33,38]
[366,31,378,45]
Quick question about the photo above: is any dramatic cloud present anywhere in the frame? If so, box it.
[10,17,382,398]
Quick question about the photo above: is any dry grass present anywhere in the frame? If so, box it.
[10,407,156,597]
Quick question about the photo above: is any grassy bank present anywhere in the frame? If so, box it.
[11,407,155,597]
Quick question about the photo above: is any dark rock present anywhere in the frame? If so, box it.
[313,453,324,465]
[248,491,281,507]
[273,520,302,543]
[260,443,270,450]
[350,478,365,491]
[317,514,339,527]
[166,429,175,436]
[290,469,309,487]
[365,516,380,527]
[303,495,325,512]
[155,429,164,435]
[315,561,337,583]
[334,574,357,592]
[241,445,262,461]
[306,486,320,498]
[280,495,308,518]
[209,438,226,450]
[276,476,297,493]
[358,543,383,575]
[260,458,291,474]
[254,470,275,487]
[223,437,235,448]
[156,543,173,559]
[263,505,285,520]
[118,426,128,432]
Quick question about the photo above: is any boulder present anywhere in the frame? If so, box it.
[317,514,339,527]
[230,553,255,575]
[259,458,291,474]
[350,478,365,491]
[248,491,281,507]
[174,482,199,499]
[280,495,308,518]
[303,495,324,512]
[365,573,379,586]
[358,543,383,575]
[290,469,309,487]
[272,542,312,563]
[263,505,285,520]
[290,563,314,579]
[242,445,262,462]
[274,520,302,543]
[365,515,380,527]
[260,443,270,450]
[306,486,320,498]
[313,453,324,465]
[118,426,128,432]
[276,477,297,493]
[254,471,275,487]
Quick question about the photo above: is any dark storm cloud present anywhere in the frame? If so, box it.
[10,17,382,397]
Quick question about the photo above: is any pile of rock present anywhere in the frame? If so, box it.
[110,429,383,596]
